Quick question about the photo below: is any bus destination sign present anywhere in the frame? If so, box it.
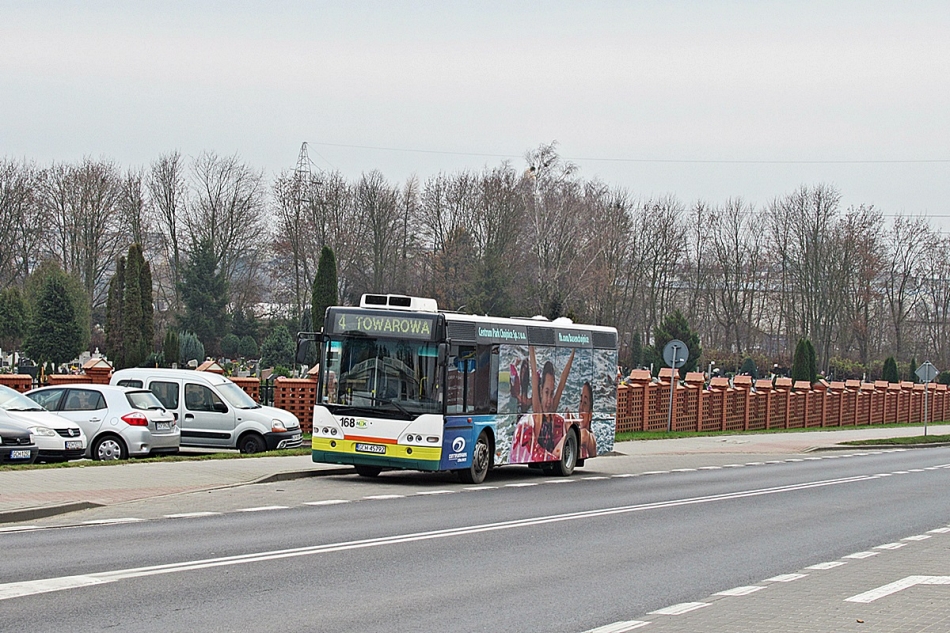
[330,311,438,340]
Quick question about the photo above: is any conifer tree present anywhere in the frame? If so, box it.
[311,245,338,333]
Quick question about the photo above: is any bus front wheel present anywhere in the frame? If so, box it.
[548,429,578,477]
[458,431,491,484]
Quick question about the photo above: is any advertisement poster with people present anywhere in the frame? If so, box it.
[494,343,617,464]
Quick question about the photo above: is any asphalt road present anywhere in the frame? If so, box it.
[3,447,950,632]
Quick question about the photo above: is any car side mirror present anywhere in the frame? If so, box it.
[213,402,228,414]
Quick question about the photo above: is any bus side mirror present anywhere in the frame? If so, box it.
[295,340,311,365]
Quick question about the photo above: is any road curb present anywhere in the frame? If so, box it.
[0,501,104,525]
[251,467,354,484]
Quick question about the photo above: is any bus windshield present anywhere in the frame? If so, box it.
[321,336,442,416]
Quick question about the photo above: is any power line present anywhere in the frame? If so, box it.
[308,141,950,165]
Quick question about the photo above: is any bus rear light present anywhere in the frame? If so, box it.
[426,436,439,443]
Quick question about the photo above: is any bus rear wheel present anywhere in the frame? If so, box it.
[355,465,382,478]
[547,429,578,477]
[458,431,490,484]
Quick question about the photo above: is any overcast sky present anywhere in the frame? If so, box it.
[3,1,949,227]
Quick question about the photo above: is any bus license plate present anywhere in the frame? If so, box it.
[10,450,31,460]
[66,441,83,450]
[355,443,386,455]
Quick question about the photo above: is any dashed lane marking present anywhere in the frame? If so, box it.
[903,534,932,541]
[164,512,220,519]
[806,561,846,570]
[416,490,454,496]
[765,573,807,582]
[874,543,906,550]
[362,495,404,500]
[462,486,496,491]
[649,602,709,615]
[82,518,143,525]
[844,551,879,559]
[582,621,651,632]
[505,483,538,488]
[715,585,766,596]
[0,525,39,533]
[303,500,350,506]
[236,506,288,512]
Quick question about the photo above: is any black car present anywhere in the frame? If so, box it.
[0,424,39,465]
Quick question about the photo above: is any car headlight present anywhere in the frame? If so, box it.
[271,419,287,433]
[29,426,58,437]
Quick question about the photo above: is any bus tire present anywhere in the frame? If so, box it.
[458,431,491,484]
[355,465,382,478]
[549,428,578,477]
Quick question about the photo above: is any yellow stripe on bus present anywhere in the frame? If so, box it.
[312,437,442,461]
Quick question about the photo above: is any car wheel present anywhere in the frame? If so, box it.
[547,428,578,477]
[458,431,491,484]
[238,433,266,454]
[93,435,128,461]
[354,465,382,478]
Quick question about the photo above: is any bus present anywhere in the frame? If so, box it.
[306,294,618,484]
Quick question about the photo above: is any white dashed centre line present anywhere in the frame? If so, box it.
[506,483,538,488]
[303,500,350,506]
[82,518,143,525]
[649,602,709,615]
[874,543,906,550]
[164,512,220,519]
[806,561,846,570]
[765,573,807,582]
[903,534,932,541]
[715,585,766,596]
[582,620,651,632]
[236,506,288,513]
[845,551,879,559]
[363,495,404,500]
[416,490,454,496]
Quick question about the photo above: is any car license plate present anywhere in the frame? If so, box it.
[291,433,301,441]
[355,443,386,454]
[156,422,170,431]
[66,441,83,450]
[10,450,31,460]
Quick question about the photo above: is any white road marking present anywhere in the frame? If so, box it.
[545,479,574,484]
[928,527,950,534]
[806,561,846,570]
[642,470,669,475]
[698,466,721,470]
[804,457,823,461]
[506,483,539,488]
[903,534,932,541]
[670,469,695,473]
[892,471,910,475]
[82,518,143,525]
[649,602,709,615]
[745,462,765,466]
[303,500,350,506]
[874,473,894,478]
[715,585,766,596]
[363,495,404,500]
[786,459,804,462]
[765,573,807,582]
[766,460,783,464]
[722,464,743,468]
[164,512,221,519]
[583,476,610,480]
[0,471,902,602]
[874,543,906,550]
[0,525,39,533]
[463,486,496,491]
[582,620,651,633]
[416,490,454,496]
[236,506,288,512]
[846,576,950,603]
[909,469,926,472]
[844,551,879,559]
[611,474,638,478]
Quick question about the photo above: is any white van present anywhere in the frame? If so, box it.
[110,369,302,453]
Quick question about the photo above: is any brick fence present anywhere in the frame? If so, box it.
[617,368,950,433]
[6,366,944,438]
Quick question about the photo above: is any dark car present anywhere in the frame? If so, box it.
[0,423,39,465]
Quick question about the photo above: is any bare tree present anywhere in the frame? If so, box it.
[147,151,188,316]
[187,152,269,311]
[882,215,930,360]
[119,168,151,251]
[0,160,38,286]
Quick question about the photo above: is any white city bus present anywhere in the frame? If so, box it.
[307,294,618,484]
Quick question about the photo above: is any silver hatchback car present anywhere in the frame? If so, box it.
[26,384,180,460]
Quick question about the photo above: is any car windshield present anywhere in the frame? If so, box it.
[126,390,166,411]
[216,382,261,409]
[0,385,46,411]
[322,336,442,415]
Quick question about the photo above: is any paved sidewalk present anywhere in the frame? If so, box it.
[0,426,940,523]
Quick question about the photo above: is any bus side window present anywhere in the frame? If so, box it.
[473,345,496,414]
[447,346,476,414]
